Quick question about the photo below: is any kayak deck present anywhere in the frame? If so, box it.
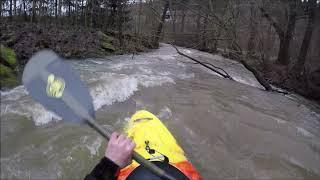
[118,110,201,180]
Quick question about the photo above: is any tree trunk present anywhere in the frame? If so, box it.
[55,0,58,19]
[93,0,99,28]
[13,0,16,17]
[277,0,297,65]
[31,0,36,23]
[69,2,71,17]
[23,0,27,21]
[277,37,289,64]
[81,0,84,26]
[208,0,217,52]
[247,2,257,57]
[58,0,62,16]
[145,0,152,27]
[9,0,13,21]
[18,4,21,16]
[0,0,2,18]
[108,0,117,28]
[74,0,78,26]
[196,5,202,46]
[39,0,43,23]
[153,0,169,47]
[117,0,124,47]
[85,1,88,27]
[196,13,201,31]
[291,0,317,74]
[172,9,176,33]
[213,30,220,51]
[259,0,297,65]
[138,0,142,35]
[103,0,108,30]
[209,0,214,12]
[90,0,94,28]
[58,0,62,25]
[201,14,208,50]
[180,8,186,32]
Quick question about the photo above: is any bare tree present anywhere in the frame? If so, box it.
[13,0,16,17]
[170,1,176,34]
[117,0,124,46]
[31,0,37,23]
[138,0,142,35]
[55,0,58,20]
[291,0,317,74]
[200,14,208,50]
[247,2,257,58]
[0,0,2,18]
[180,4,186,32]
[153,0,169,46]
[23,0,27,20]
[196,5,201,33]
[58,0,62,16]
[9,0,13,21]
[260,0,297,65]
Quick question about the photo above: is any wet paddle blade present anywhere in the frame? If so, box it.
[22,50,95,123]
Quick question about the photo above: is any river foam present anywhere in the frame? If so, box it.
[0,43,278,126]
[0,73,175,125]
[88,73,175,110]
[0,48,192,126]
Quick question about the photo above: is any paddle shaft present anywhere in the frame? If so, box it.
[86,118,176,180]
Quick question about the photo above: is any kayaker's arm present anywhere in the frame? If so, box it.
[84,157,119,180]
[84,132,136,180]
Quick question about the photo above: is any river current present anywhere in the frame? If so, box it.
[1,44,320,179]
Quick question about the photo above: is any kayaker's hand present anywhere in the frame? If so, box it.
[105,132,136,168]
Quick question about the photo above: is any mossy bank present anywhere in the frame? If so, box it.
[0,23,157,90]
[0,45,19,89]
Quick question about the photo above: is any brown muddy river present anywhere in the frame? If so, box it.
[1,44,320,179]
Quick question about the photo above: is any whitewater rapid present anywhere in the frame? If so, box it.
[1,44,320,179]
[0,44,261,126]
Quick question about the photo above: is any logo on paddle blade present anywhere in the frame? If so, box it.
[46,74,65,98]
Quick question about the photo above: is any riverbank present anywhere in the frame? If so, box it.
[224,52,320,103]
[0,22,156,89]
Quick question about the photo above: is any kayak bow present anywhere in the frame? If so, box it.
[118,110,201,180]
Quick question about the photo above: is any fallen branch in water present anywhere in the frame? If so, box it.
[171,44,233,80]
[177,60,232,78]
[172,44,287,94]
[216,47,288,94]
[240,60,272,91]
[239,59,288,94]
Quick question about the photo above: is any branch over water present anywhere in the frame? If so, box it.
[170,44,233,80]
[171,44,288,95]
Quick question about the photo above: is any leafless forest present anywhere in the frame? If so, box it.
[1,0,319,100]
